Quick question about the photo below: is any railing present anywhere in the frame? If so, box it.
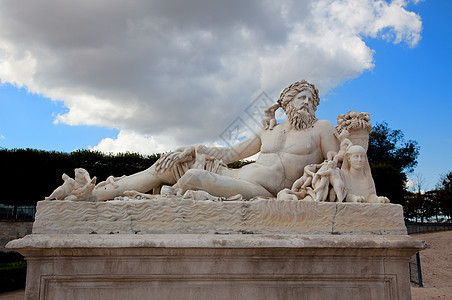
[0,205,36,221]
[409,252,423,287]
[405,221,452,234]
[406,221,452,288]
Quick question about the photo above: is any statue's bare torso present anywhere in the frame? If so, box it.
[228,120,339,195]
[91,118,339,200]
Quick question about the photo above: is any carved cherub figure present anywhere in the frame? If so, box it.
[332,129,352,165]
[310,161,330,201]
[313,160,346,202]
[291,164,319,192]
[45,173,76,200]
[45,168,96,201]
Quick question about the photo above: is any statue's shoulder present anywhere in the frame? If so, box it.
[314,119,335,130]
[314,120,338,143]
[262,121,286,133]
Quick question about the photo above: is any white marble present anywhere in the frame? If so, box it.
[277,115,389,203]
[336,110,372,151]
[45,168,96,201]
[46,80,393,205]
[48,80,344,201]
[31,199,407,235]
[7,234,426,300]
[341,145,389,203]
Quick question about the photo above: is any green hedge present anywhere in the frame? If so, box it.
[0,251,24,264]
[0,251,26,293]
[0,148,161,206]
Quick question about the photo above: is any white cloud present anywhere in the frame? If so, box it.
[0,0,422,154]
[0,134,5,140]
[410,0,425,5]
[406,179,415,189]
[406,180,425,194]
[90,130,179,155]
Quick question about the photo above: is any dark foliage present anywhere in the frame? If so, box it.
[370,164,407,206]
[0,251,24,264]
[367,122,420,205]
[0,263,27,293]
[404,190,440,222]
[0,148,160,206]
[0,251,26,293]
[368,122,419,173]
[436,172,452,219]
[227,160,254,169]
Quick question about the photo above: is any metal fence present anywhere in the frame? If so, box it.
[409,252,423,287]
[405,221,452,234]
[406,221,452,288]
[0,205,36,221]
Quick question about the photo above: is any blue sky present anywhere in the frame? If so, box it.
[322,0,452,189]
[0,0,450,190]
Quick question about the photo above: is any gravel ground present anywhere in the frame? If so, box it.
[411,230,452,300]
[1,231,450,299]
[0,289,24,300]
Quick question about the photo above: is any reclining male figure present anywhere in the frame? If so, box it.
[92,80,340,201]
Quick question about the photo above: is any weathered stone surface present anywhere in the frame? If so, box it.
[0,221,33,251]
[8,198,422,299]
[7,234,426,300]
[332,202,406,235]
[32,199,406,235]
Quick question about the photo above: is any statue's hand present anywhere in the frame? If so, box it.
[155,146,195,173]
[262,103,280,130]
[261,118,270,130]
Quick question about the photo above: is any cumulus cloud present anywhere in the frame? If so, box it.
[0,0,422,154]
[90,130,179,155]
[0,134,5,140]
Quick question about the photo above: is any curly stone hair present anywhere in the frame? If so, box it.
[277,80,320,109]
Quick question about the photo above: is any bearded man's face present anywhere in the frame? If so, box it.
[284,90,317,130]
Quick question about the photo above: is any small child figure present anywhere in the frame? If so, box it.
[45,173,75,200]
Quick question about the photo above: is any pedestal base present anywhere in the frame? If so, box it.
[8,234,425,300]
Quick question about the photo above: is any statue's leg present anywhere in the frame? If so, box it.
[313,178,328,202]
[173,169,273,199]
[92,165,175,201]
[45,186,64,200]
[332,180,346,202]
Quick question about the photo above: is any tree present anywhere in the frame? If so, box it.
[405,173,443,223]
[423,190,442,223]
[436,171,452,220]
[0,148,160,206]
[367,122,420,205]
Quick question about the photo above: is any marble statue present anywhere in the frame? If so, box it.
[336,111,372,151]
[341,145,389,203]
[85,80,340,201]
[45,168,96,201]
[46,80,390,204]
[45,173,75,200]
[277,119,389,203]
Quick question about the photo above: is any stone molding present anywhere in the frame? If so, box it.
[32,199,407,235]
[7,234,426,300]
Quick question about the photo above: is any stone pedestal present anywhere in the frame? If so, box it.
[7,200,426,299]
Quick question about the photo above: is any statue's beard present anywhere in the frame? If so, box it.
[285,104,317,130]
